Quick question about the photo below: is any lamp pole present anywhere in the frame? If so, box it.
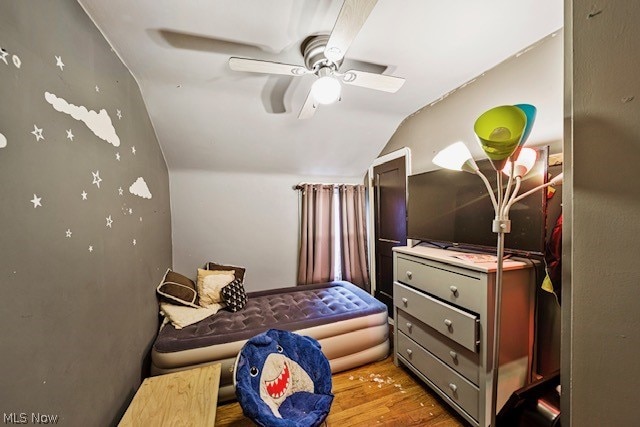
[475,169,510,427]
[490,171,508,427]
[491,228,506,427]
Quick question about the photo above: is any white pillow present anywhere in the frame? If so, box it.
[199,272,235,307]
[160,302,223,329]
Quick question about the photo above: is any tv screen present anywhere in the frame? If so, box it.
[407,146,548,256]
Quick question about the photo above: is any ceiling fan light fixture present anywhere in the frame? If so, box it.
[311,75,341,105]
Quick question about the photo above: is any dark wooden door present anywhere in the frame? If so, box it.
[373,156,407,317]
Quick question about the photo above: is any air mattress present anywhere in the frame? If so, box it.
[151,281,390,401]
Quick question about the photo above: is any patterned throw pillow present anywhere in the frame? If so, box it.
[221,279,248,312]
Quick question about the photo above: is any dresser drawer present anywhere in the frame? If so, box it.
[396,255,484,313]
[394,282,479,352]
[397,310,480,385]
[398,332,479,421]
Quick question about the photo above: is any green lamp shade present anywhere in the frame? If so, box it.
[474,105,527,170]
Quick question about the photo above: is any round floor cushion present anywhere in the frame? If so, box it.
[234,329,333,427]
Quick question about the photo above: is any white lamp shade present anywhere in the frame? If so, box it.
[432,142,479,173]
[311,76,341,105]
[502,147,537,177]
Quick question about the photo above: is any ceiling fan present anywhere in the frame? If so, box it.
[228,0,405,119]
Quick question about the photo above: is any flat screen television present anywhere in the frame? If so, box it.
[407,146,548,257]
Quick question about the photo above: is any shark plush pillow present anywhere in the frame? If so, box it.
[234,329,333,427]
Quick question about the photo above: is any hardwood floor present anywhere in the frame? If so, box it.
[215,355,468,426]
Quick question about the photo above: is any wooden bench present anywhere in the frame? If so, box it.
[119,364,221,426]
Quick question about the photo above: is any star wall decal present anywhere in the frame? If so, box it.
[91,170,102,188]
[132,239,137,246]
[88,245,94,252]
[65,229,72,238]
[55,55,65,71]
[128,208,133,215]
[30,194,42,208]
[0,49,8,65]
[117,109,122,120]
[66,129,74,141]
[31,125,44,141]
[106,215,113,228]
[115,152,120,161]
[81,190,88,200]
[95,85,100,92]
[118,187,123,196]
[131,146,136,155]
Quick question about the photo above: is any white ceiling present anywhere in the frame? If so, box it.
[77,0,563,177]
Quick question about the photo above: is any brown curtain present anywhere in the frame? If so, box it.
[338,184,370,289]
[297,184,334,285]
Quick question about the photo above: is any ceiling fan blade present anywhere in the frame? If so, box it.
[158,30,304,65]
[229,57,308,76]
[298,90,318,119]
[340,57,387,75]
[159,29,268,56]
[324,0,378,62]
[341,70,405,93]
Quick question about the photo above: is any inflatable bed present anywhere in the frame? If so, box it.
[151,280,390,401]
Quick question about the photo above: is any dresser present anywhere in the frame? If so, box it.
[392,245,536,427]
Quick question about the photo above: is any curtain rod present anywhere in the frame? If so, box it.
[293,183,337,190]
[293,183,363,190]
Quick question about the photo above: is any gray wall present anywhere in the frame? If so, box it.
[564,1,640,425]
[170,170,360,292]
[0,1,171,425]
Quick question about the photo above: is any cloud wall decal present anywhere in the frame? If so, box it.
[129,177,152,199]
[44,92,120,147]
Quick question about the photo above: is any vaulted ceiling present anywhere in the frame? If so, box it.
[77,0,563,177]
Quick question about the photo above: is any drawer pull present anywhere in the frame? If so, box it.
[401,297,408,306]
[448,383,458,393]
[406,349,413,356]
[406,271,413,280]
[449,285,459,296]
[406,322,413,331]
[449,350,458,361]
[444,319,453,327]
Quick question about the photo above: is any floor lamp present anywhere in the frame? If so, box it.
[432,105,563,427]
